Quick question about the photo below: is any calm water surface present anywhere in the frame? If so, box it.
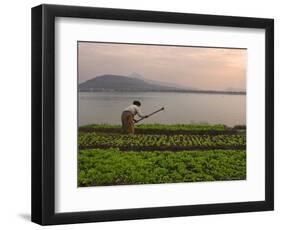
[79,92,246,127]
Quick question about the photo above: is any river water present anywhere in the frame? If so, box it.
[79,92,246,127]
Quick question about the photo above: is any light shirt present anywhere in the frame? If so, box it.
[124,104,145,118]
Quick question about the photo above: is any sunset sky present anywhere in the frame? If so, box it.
[78,42,247,91]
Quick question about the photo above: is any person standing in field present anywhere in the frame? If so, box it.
[121,100,148,134]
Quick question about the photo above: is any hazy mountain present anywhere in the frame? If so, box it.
[128,72,197,90]
[79,74,246,95]
[225,87,246,93]
[79,74,184,92]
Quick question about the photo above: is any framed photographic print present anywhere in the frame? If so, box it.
[31,4,274,225]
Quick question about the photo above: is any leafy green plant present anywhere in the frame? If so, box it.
[80,123,230,131]
[78,149,246,186]
[79,132,246,149]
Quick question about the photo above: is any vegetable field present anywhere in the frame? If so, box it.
[78,124,246,186]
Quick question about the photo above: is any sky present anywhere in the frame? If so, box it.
[78,42,247,91]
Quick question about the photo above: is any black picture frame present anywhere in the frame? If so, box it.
[31,4,274,225]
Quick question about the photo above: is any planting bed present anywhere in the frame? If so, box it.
[79,124,245,135]
[79,149,246,186]
[78,124,246,186]
[79,133,246,151]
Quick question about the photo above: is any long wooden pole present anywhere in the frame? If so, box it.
[134,107,165,123]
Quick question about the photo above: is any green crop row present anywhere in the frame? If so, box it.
[78,148,246,186]
[80,123,230,131]
[79,133,246,148]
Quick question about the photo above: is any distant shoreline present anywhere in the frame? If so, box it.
[79,89,246,95]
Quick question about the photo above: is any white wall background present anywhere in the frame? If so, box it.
[0,0,279,229]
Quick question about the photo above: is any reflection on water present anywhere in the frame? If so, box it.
[79,92,246,127]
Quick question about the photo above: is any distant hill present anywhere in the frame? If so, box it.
[79,74,183,92]
[128,72,197,90]
[79,74,246,95]
[225,87,246,93]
